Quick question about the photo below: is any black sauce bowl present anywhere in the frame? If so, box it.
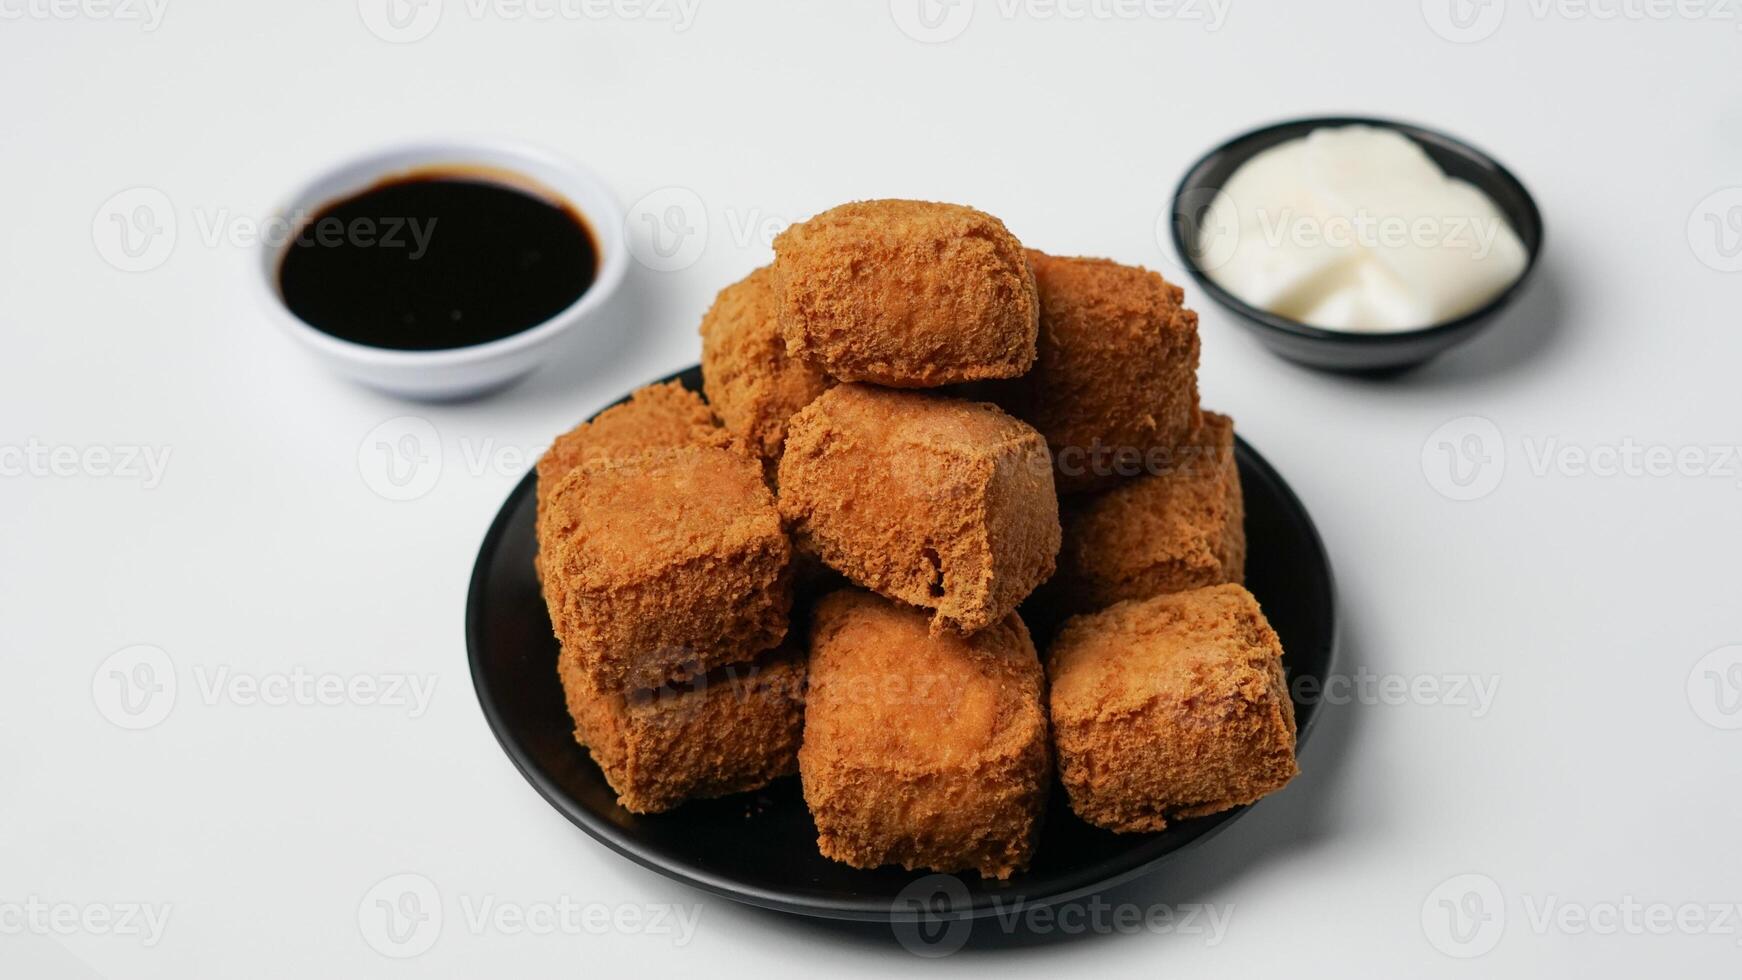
[1169,116,1544,374]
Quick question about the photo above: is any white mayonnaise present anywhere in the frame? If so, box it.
[1196,125,1527,332]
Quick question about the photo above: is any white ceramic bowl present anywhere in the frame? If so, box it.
[253,139,627,400]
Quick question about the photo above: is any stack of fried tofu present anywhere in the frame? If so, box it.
[536,199,1298,878]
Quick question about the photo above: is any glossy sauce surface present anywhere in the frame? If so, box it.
[278,174,598,351]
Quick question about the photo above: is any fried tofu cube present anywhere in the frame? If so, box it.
[1014,251,1201,494]
[799,590,1049,878]
[777,384,1060,635]
[700,265,832,468]
[1048,584,1297,833]
[535,380,727,583]
[771,200,1038,387]
[559,643,806,813]
[535,380,725,532]
[1050,411,1244,615]
[540,444,792,691]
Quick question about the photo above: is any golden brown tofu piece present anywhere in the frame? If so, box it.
[1049,411,1244,615]
[540,445,792,692]
[771,200,1038,387]
[1048,584,1297,833]
[700,266,832,468]
[777,384,1060,635]
[1011,251,1201,494]
[800,590,1049,878]
[534,380,725,532]
[559,643,806,814]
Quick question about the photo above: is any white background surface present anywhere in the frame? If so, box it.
[3,1,1739,976]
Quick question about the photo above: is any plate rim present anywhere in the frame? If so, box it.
[465,366,1339,921]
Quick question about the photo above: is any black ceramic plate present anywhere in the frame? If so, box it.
[467,366,1337,921]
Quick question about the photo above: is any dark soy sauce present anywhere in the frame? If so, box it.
[278,172,598,351]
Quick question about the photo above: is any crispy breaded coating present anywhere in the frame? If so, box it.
[1010,251,1201,494]
[541,445,792,692]
[771,200,1038,387]
[1050,411,1244,615]
[700,266,832,467]
[559,642,806,814]
[1048,584,1297,833]
[800,590,1049,878]
[535,380,725,533]
[777,384,1060,635]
